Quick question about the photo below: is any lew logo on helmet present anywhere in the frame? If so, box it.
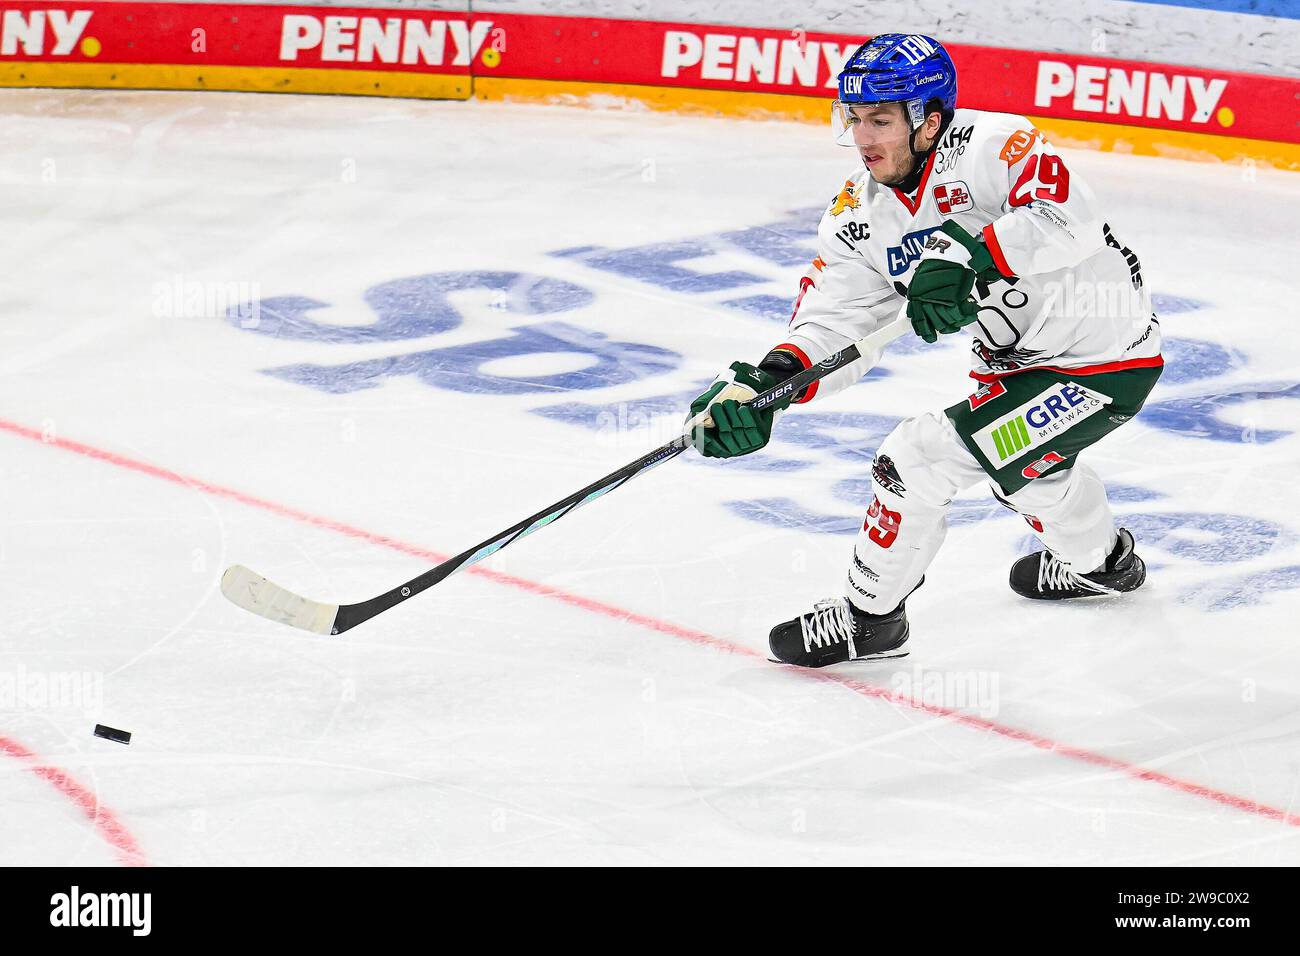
[895,35,937,65]
[841,74,864,96]
[973,381,1111,465]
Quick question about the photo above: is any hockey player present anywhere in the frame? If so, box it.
[686,34,1164,667]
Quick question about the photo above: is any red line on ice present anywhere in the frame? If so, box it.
[3,416,1298,833]
[0,734,146,866]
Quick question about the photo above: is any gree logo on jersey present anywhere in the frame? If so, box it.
[886,226,941,276]
[974,381,1111,463]
[988,417,1032,460]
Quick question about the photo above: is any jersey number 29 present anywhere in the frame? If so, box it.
[1009,154,1071,208]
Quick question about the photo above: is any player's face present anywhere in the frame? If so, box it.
[833,102,915,184]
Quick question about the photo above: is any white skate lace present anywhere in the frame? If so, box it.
[1037,553,1116,595]
[800,598,858,658]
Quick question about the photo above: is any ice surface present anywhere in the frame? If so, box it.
[1,89,1298,865]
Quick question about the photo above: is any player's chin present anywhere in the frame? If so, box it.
[862,159,893,183]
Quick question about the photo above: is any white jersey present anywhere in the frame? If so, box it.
[777,107,1163,403]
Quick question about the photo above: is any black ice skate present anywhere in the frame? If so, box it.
[1009,527,1146,600]
[769,596,910,668]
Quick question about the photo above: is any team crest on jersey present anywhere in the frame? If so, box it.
[830,179,864,216]
[973,382,1111,465]
[999,128,1045,165]
[886,226,942,276]
[933,181,973,214]
[972,338,1045,373]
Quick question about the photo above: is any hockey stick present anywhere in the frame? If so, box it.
[221,312,911,635]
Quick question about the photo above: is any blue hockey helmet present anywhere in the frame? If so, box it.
[835,34,957,134]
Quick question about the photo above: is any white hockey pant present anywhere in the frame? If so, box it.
[846,411,1119,614]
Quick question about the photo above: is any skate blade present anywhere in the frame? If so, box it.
[766,648,909,666]
[846,648,910,663]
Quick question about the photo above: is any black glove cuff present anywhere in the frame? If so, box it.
[758,348,808,403]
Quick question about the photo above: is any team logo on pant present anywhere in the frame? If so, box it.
[852,552,880,581]
[933,181,973,214]
[973,381,1111,465]
[871,454,906,497]
[1021,451,1065,479]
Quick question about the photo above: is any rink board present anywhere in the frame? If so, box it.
[0,2,1296,167]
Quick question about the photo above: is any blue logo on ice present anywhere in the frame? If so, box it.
[887,226,941,276]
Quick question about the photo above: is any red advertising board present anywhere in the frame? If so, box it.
[0,3,1293,147]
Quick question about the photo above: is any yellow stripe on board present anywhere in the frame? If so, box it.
[473,76,836,123]
[0,63,1293,170]
[1029,114,1299,171]
[475,76,1300,171]
[0,63,470,100]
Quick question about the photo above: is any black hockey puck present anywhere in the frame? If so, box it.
[93,724,132,745]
